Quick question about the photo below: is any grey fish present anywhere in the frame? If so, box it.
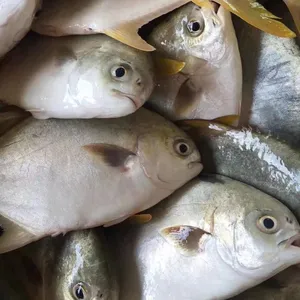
[234,0,300,148]
[0,107,202,253]
[177,120,300,220]
[106,175,300,300]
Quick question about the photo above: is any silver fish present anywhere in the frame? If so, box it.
[0,0,40,58]
[106,175,300,300]
[234,0,300,148]
[0,107,202,253]
[146,2,242,121]
[178,120,300,220]
[0,33,154,119]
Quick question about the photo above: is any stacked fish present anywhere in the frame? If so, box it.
[0,0,300,299]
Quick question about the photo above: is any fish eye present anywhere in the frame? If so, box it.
[187,19,204,36]
[72,282,87,299]
[111,64,130,81]
[257,216,278,234]
[174,139,193,156]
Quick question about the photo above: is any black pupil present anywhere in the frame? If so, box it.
[75,286,84,299]
[190,21,200,32]
[115,67,125,78]
[263,218,275,229]
[179,143,188,153]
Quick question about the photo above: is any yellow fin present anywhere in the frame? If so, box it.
[104,21,155,52]
[199,0,296,38]
[284,0,300,33]
[127,214,152,224]
[153,56,186,76]
[213,115,239,126]
[192,0,214,9]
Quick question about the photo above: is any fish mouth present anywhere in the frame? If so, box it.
[188,159,203,170]
[211,1,220,14]
[112,90,141,109]
[281,233,300,249]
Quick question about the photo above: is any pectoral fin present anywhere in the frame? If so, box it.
[284,0,300,33]
[153,55,186,76]
[104,21,155,52]
[193,0,296,38]
[213,115,239,126]
[160,225,210,256]
[83,143,137,171]
[192,0,214,9]
[127,214,152,224]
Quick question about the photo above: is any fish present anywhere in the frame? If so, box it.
[0,107,202,253]
[106,175,300,300]
[0,33,155,120]
[29,229,119,300]
[146,3,242,121]
[233,0,300,148]
[0,0,40,58]
[176,120,300,220]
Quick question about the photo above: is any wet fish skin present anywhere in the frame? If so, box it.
[106,175,300,300]
[0,107,202,254]
[0,0,40,58]
[234,1,300,148]
[147,3,242,120]
[0,33,155,120]
[178,120,300,220]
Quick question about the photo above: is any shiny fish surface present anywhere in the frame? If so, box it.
[0,108,202,253]
[106,176,300,300]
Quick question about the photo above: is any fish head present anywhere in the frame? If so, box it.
[148,3,231,74]
[136,120,203,190]
[45,230,118,300]
[216,192,300,280]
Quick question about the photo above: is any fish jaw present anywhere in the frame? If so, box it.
[279,232,300,265]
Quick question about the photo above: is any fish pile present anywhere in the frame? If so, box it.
[0,0,300,299]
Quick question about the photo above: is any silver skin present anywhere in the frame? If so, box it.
[0,33,154,119]
[0,108,202,253]
[234,0,300,148]
[147,3,242,120]
[106,176,300,300]
[179,120,300,220]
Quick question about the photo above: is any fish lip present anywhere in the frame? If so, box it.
[211,1,220,14]
[112,90,141,109]
[280,233,300,249]
[188,160,203,170]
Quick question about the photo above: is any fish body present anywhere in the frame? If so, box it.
[107,176,300,300]
[0,33,154,119]
[147,3,242,121]
[234,0,300,148]
[0,108,202,253]
[0,0,40,58]
[178,120,300,220]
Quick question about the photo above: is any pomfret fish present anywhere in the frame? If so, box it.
[0,0,40,58]
[30,229,118,300]
[0,33,154,120]
[234,0,300,148]
[147,3,242,121]
[177,120,300,220]
[106,176,300,300]
[0,107,202,253]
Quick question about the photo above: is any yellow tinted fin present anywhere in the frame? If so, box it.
[127,214,152,224]
[104,21,156,52]
[193,0,296,38]
[284,0,300,33]
[192,0,214,9]
[213,115,239,126]
[153,55,186,76]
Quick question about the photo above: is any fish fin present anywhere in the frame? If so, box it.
[127,214,152,224]
[103,215,131,227]
[210,0,296,38]
[174,78,199,116]
[283,0,300,33]
[192,0,214,9]
[0,213,37,254]
[153,55,186,76]
[160,225,210,256]
[104,22,155,52]
[176,119,227,131]
[82,143,137,171]
[0,106,31,136]
[212,115,239,126]
[26,109,50,119]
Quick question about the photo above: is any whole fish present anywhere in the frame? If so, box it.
[177,120,300,220]
[147,3,242,121]
[29,229,119,300]
[234,0,300,148]
[0,107,202,254]
[106,176,300,300]
[0,33,154,120]
[0,0,40,58]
